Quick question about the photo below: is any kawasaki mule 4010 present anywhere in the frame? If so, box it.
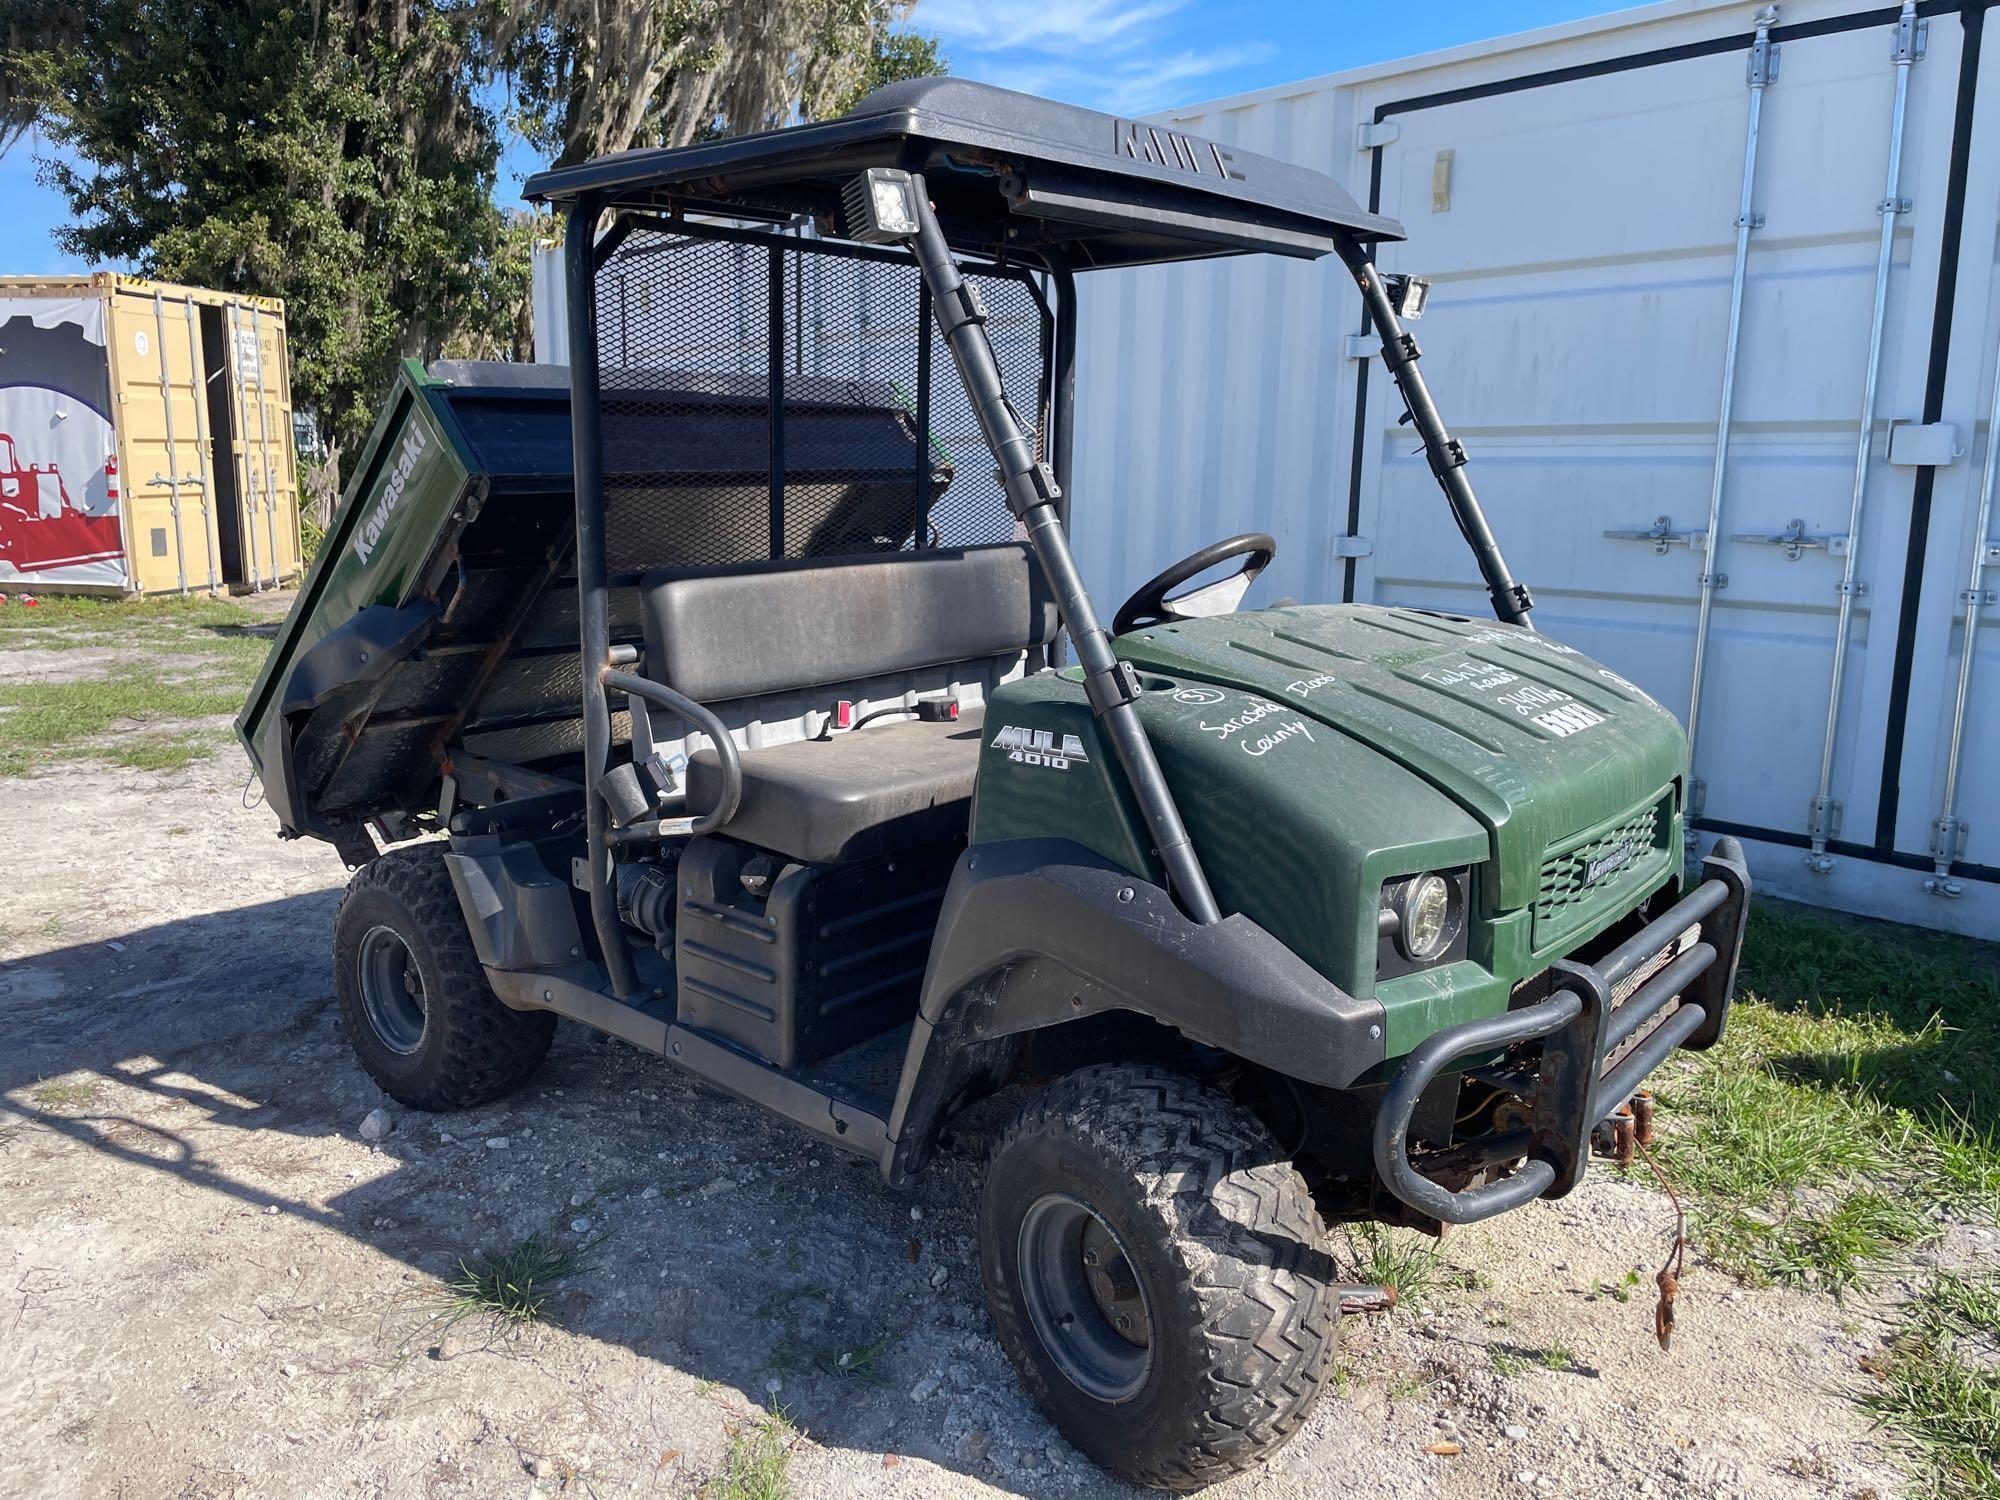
[240,78,1750,1490]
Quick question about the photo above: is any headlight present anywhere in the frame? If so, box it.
[1380,871,1466,965]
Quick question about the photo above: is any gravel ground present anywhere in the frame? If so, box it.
[0,634,1920,1500]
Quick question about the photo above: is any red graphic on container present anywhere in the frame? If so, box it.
[0,432,122,572]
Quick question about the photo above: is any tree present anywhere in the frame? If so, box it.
[11,0,943,493]
[17,0,527,479]
[492,0,945,170]
[0,1,81,156]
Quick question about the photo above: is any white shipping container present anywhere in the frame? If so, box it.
[1071,0,2000,936]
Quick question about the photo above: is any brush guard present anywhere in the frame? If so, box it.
[1372,837,1750,1225]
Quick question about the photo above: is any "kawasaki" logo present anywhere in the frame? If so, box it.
[1585,840,1638,884]
[351,426,431,565]
[994,724,1090,771]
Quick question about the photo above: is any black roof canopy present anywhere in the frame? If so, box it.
[523,77,1402,269]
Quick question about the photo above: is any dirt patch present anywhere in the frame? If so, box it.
[0,613,1946,1500]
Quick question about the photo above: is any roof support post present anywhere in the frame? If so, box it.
[1335,237,1535,629]
[903,178,1221,924]
[1048,257,1078,535]
[567,197,642,999]
[766,243,786,559]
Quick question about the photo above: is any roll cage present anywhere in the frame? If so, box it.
[524,76,1536,998]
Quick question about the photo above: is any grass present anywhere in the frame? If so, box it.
[1489,1340,1579,1378]
[29,1077,101,1108]
[1863,1273,2000,1500]
[0,595,279,776]
[1650,900,1999,1291]
[818,1336,892,1385]
[705,1404,797,1500]
[0,666,249,776]
[1342,1222,1470,1309]
[0,914,64,951]
[434,1231,602,1338]
[1590,1269,1642,1304]
[0,592,265,641]
[105,734,217,772]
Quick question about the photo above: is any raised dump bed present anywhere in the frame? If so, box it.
[237,357,950,858]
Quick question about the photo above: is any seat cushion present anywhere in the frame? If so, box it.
[640,544,1054,704]
[687,708,985,863]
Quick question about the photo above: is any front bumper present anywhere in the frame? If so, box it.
[1372,836,1751,1225]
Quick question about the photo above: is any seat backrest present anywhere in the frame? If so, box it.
[639,542,1056,704]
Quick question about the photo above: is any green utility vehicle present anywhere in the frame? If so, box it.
[240,79,1750,1491]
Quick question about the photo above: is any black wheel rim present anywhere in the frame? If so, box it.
[1017,1192,1154,1403]
[357,925,427,1055]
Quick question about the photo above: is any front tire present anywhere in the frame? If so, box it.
[332,846,554,1110]
[979,1064,1338,1492]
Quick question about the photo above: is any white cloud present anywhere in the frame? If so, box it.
[911,0,1279,114]
[953,40,1276,116]
[914,0,1189,55]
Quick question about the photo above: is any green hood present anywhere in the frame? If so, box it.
[1114,603,1689,931]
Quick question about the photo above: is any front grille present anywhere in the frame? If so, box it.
[1535,797,1667,937]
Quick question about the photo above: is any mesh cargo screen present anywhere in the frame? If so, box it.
[594,229,1048,574]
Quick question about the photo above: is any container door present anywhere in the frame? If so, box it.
[197,298,297,590]
[236,302,302,584]
[106,285,225,594]
[1350,9,1968,909]
[0,290,128,591]
[1881,23,2000,903]
[195,301,252,587]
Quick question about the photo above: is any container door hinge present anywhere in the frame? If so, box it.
[1928,814,1968,862]
[1604,515,1707,555]
[1925,816,1968,897]
[1730,518,1849,560]
[1343,332,1377,360]
[1683,778,1708,851]
[1332,534,1373,559]
[1892,12,1927,62]
[1356,120,1401,151]
[1747,22,1780,86]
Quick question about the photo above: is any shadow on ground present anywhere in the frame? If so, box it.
[1,893,1116,1496]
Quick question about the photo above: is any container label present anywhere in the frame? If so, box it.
[351,425,431,566]
[0,295,130,590]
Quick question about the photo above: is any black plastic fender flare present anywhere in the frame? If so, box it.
[879,837,1387,1183]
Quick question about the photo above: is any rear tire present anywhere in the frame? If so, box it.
[979,1064,1338,1492]
[332,846,554,1111]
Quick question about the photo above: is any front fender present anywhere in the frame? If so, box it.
[880,837,1387,1183]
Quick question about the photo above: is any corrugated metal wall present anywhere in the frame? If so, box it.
[1071,0,2000,935]
[0,274,301,595]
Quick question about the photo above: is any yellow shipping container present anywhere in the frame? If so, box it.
[0,272,303,596]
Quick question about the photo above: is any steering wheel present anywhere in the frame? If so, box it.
[1113,533,1277,634]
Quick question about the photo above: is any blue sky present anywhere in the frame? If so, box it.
[5,0,1615,276]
